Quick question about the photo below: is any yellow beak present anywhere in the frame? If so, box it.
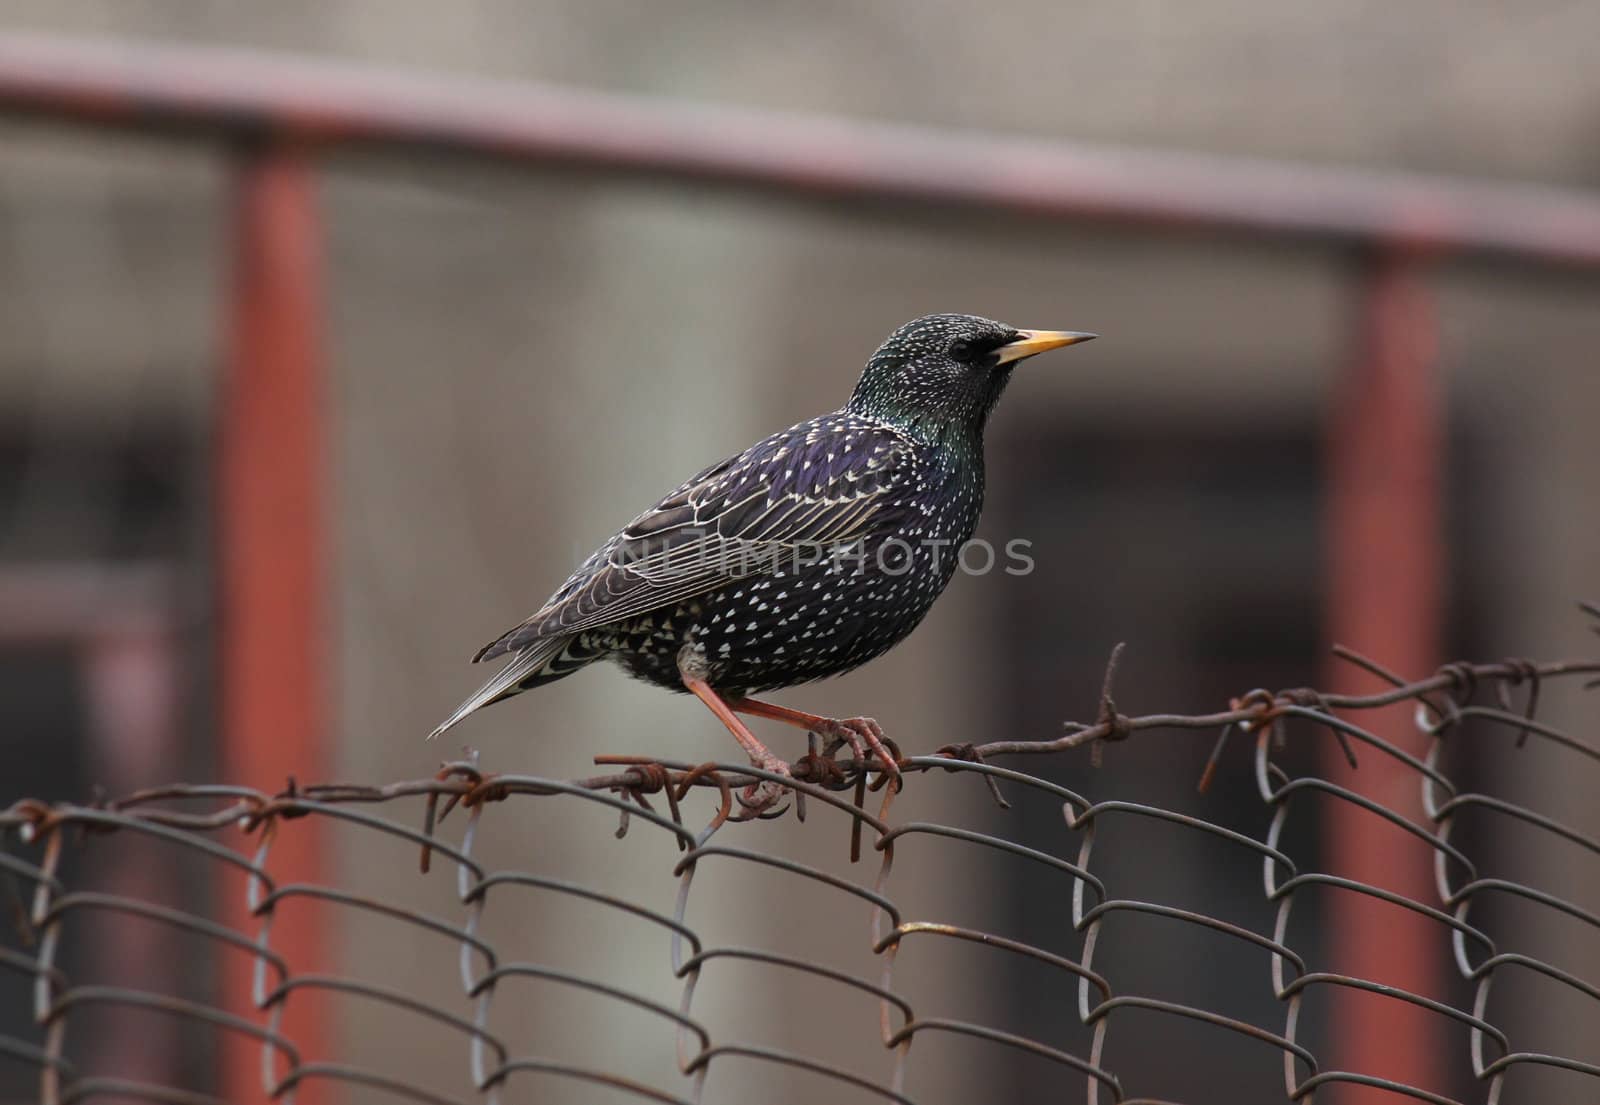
[994,329,1098,365]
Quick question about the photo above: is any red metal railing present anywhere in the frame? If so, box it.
[5,32,1600,262]
[4,28,1599,1104]
[219,146,329,1102]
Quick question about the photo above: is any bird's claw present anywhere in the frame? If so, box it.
[815,716,902,790]
[732,756,794,821]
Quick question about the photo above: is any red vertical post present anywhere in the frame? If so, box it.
[1321,250,1445,1099]
[218,143,329,1104]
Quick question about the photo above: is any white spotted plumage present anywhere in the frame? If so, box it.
[432,313,1088,739]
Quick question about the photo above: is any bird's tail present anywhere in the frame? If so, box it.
[428,637,568,741]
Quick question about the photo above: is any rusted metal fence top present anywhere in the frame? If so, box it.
[3,630,1598,1104]
[4,30,1600,265]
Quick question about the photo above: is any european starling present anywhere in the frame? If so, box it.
[432,313,1094,810]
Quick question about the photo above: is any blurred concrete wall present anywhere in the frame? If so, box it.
[2,3,1599,1102]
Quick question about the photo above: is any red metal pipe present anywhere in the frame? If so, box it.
[218,144,328,1104]
[1321,251,1445,1100]
[1,31,1600,267]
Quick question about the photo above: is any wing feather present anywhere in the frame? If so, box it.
[473,418,914,661]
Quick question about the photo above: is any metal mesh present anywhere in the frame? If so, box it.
[3,639,1598,1105]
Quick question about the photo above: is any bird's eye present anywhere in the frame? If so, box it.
[949,340,974,362]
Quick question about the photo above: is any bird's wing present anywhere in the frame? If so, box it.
[473,419,913,661]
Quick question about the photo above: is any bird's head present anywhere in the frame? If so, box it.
[845,313,1095,441]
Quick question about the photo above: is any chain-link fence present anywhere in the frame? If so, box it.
[4,628,1599,1104]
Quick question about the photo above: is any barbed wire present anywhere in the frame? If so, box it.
[2,620,1598,1104]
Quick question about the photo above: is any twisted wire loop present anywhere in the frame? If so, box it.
[0,647,1596,1103]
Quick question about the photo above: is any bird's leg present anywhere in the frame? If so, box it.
[731,698,866,759]
[677,652,791,815]
[729,697,901,786]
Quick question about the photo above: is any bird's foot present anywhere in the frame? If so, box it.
[814,716,902,790]
[732,753,793,821]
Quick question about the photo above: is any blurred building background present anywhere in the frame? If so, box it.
[1,3,1598,1104]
